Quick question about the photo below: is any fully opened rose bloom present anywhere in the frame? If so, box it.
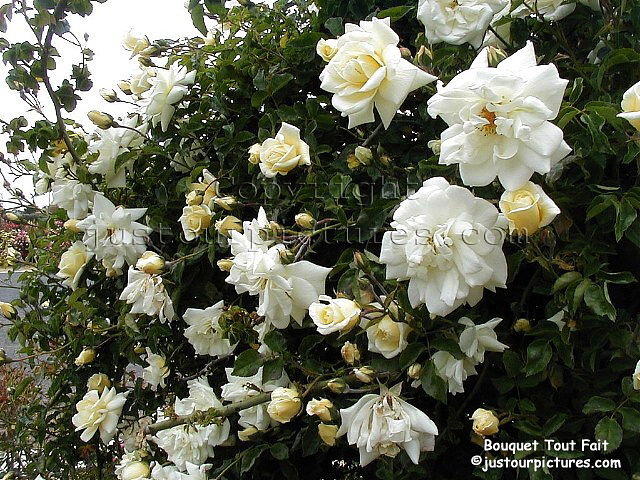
[76,194,151,275]
[511,0,576,21]
[251,123,311,178]
[221,367,290,430]
[617,81,640,131]
[337,384,438,466]
[319,17,436,129]
[88,116,146,188]
[142,347,169,389]
[427,42,571,190]
[51,179,95,220]
[309,295,361,335]
[379,177,507,316]
[471,408,500,436]
[499,181,560,234]
[72,387,127,443]
[154,378,230,471]
[57,241,92,290]
[362,314,410,359]
[458,317,508,362]
[432,351,478,395]
[143,63,196,132]
[119,267,175,323]
[183,300,237,357]
[179,204,212,241]
[417,0,508,48]
[226,208,330,332]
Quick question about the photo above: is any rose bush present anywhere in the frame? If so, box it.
[1,0,640,479]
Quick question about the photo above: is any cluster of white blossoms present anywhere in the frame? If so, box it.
[153,378,230,471]
[183,300,237,358]
[223,207,331,336]
[432,317,508,394]
[318,17,436,128]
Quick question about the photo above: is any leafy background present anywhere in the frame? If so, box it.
[1,0,640,478]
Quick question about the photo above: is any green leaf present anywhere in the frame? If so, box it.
[262,357,284,383]
[543,413,568,436]
[594,418,623,452]
[190,4,208,35]
[525,340,552,376]
[377,6,415,21]
[583,396,616,414]
[263,330,286,353]
[502,350,523,377]
[619,407,640,433]
[270,442,289,460]
[614,198,637,241]
[232,349,263,377]
[240,445,269,474]
[324,17,343,36]
[584,284,616,321]
[269,73,294,94]
[420,361,447,404]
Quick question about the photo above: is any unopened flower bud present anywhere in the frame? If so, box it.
[326,378,347,394]
[63,219,81,232]
[354,146,373,165]
[318,423,338,446]
[346,154,361,170]
[215,216,243,237]
[186,190,204,206]
[99,88,118,103]
[217,259,234,272]
[427,139,441,155]
[140,45,159,57]
[5,212,19,222]
[379,154,391,166]
[268,221,284,237]
[87,111,115,130]
[138,56,154,67]
[295,213,316,229]
[340,341,360,365]
[267,387,301,423]
[0,348,6,364]
[135,251,165,275]
[214,196,237,211]
[121,461,150,480]
[279,249,296,264]
[513,318,531,333]
[487,46,508,67]
[0,302,15,319]
[471,408,500,436]
[399,47,412,59]
[354,366,374,383]
[353,251,368,270]
[74,348,96,366]
[118,81,132,95]
[238,426,258,441]
[87,373,111,393]
[408,363,423,380]
[306,398,333,422]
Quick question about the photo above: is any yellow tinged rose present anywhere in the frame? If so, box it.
[618,81,640,131]
[0,302,16,318]
[306,398,333,422]
[135,251,165,275]
[87,373,111,393]
[267,387,302,423]
[215,216,243,237]
[499,182,560,235]
[340,341,360,365]
[316,38,338,62]
[318,423,339,446]
[121,461,150,480]
[75,348,96,366]
[180,205,212,241]
[471,408,499,436]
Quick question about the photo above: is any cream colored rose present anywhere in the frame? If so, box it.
[129,67,155,96]
[309,296,361,335]
[215,216,243,237]
[340,341,360,365]
[471,408,499,436]
[267,387,302,423]
[179,205,212,241]
[407,363,422,380]
[499,182,560,235]
[217,258,233,272]
[87,373,111,393]
[306,398,333,422]
[189,169,219,208]
[135,251,165,275]
[0,302,15,318]
[123,31,150,57]
[121,461,150,480]
[256,123,311,178]
[214,196,237,211]
[363,315,410,359]
[318,423,339,446]
[63,218,81,232]
[248,143,262,164]
[75,348,96,366]
[57,241,90,290]
[618,81,640,131]
[316,38,338,62]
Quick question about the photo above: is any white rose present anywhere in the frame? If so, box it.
[618,81,640,131]
[142,347,169,389]
[320,17,436,129]
[499,182,560,235]
[458,317,508,363]
[417,0,508,48]
[363,315,410,359]
[72,387,127,443]
[471,408,500,436]
[432,351,478,395]
[87,373,111,393]
[316,38,338,61]
[179,205,212,241]
[511,0,576,21]
[306,398,333,422]
[309,296,361,335]
[183,300,237,358]
[267,387,302,423]
[135,251,165,275]
[258,123,311,178]
[119,268,175,323]
[337,383,438,466]
[129,67,155,96]
[427,42,571,190]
